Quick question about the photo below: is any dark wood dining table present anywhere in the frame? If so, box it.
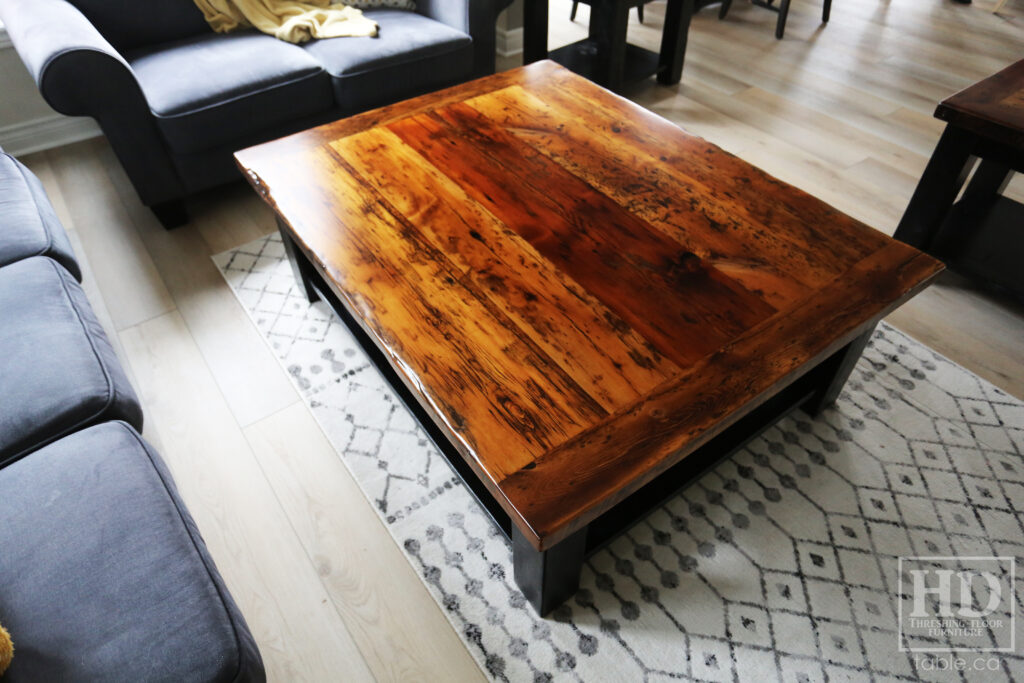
[523,0,698,92]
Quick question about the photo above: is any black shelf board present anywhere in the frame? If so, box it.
[933,195,1024,303]
[547,39,662,87]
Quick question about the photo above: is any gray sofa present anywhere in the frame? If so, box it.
[0,0,512,227]
[0,146,265,682]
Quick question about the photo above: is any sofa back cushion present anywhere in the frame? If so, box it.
[66,0,212,51]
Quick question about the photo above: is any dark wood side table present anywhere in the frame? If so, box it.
[894,59,1024,301]
[523,0,695,92]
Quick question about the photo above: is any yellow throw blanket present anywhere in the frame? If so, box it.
[193,0,378,43]
[0,620,12,677]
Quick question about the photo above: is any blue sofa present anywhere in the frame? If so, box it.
[0,0,512,227]
[0,146,265,682]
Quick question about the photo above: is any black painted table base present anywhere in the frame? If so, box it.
[278,219,876,616]
[894,59,1024,303]
[894,127,1024,302]
[524,0,697,92]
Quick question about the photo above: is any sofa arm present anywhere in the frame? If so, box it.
[0,0,129,113]
[0,0,186,206]
[417,0,514,78]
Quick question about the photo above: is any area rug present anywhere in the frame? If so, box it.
[215,235,1024,682]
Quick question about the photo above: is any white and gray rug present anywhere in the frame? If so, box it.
[215,235,1024,683]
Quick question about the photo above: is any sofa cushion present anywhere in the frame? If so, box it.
[0,257,142,468]
[349,0,415,7]
[66,0,212,52]
[0,152,81,280]
[127,31,333,154]
[0,421,266,682]
[304,9,473,114]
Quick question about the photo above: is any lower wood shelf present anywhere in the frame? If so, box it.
[548,39,663,88]
[933,195,1024,303]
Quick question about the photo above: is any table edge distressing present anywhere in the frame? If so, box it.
[234,62,945,552]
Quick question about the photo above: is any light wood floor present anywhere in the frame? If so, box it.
[20,0,1024,680]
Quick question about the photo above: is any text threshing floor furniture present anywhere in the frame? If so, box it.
[235,61,943,615]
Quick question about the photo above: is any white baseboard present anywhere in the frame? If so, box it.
[0,114,102,156]
[497,26,523,57]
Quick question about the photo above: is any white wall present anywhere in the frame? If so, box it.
[0,25,101,155]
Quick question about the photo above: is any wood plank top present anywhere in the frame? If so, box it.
[235,61,943,551]
[936,58,1024,148]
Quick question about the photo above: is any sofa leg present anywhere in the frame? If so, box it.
[151,200,188,229]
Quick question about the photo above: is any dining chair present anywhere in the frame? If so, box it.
[718,0,831,39]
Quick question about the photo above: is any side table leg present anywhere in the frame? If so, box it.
[658,0,694,86]
[277,218,319,304]
[775,0,792,39]
[893,126,977,250]
[524,0,550,64]
[931,160,1014,259]
[512,525,587,616]
[803,327,875,416]
[958,160,1013,210]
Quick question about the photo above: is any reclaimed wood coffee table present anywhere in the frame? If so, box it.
[235,61,943,616]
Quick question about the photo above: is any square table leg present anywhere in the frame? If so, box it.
[588,0,631,92]
[277,218,319,304]
[894,126,978,250]
[803,328,875,416]
[524,0,550,64]
[658,0,693,85]
[512,525,587,616]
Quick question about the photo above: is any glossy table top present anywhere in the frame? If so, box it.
[236,61,942,550]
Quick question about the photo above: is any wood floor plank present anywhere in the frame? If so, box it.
[94,144,300,428]
[42,141,176,330]
[118,312,374,683]
[885,275,1024,400]
[194,184,278,255]
[244,402,487,683]
[846,157,921,199]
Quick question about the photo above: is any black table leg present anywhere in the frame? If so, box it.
[894,126,978,250]
[512,525,587,616]
[277,218,319,304]
[959,159,1014,210]
[524,0,550,64]
[803,328,874,416]
[775,0,791,38]
[659,0,693,85]
[589,0,631,91]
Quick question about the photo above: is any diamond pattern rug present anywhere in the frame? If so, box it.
[215,235,1024,682]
